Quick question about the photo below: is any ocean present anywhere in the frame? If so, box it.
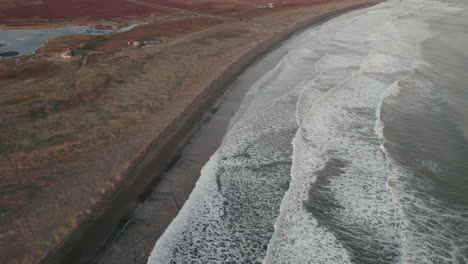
[148,0,468,263]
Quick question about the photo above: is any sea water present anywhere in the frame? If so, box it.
[148,0,468,263]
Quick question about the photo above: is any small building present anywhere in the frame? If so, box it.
[60,48,73,59]
[128,40,161,47]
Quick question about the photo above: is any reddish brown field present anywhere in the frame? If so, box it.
[0,0,327,25]
[0,0,161,21]
[141,0,323,15]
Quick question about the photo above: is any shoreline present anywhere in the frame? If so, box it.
[46,1,382,264]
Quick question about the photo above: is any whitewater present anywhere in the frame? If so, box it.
[148,0,468,263]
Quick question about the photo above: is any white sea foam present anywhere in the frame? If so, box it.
[148,0,467,263]
[148,27,319,263]
[265,0,465,263]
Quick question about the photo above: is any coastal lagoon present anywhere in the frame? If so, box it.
[0,25,133,59]
[148,0,468,263]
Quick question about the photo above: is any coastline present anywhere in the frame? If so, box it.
[85,2,384,264]
[0,1,382,264]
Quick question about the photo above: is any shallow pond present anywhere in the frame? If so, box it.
[0,25,134,59]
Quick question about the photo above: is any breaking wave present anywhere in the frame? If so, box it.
[147,0,468,263]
